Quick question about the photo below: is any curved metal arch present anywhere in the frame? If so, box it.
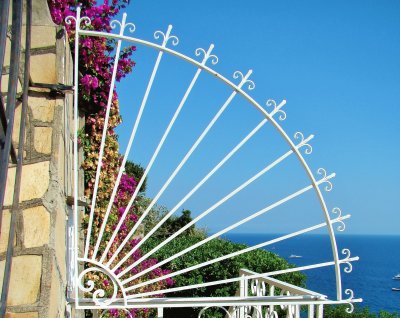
[76,21,343,300]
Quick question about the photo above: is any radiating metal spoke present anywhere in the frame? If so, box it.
[125,255,358,297]
[104,44,219,265]
[114,132,313,275]
[124,215,350,290]
[105,69,254,266]
[98,25,180,263]
[119,169,335,284]
[85,14,128,259]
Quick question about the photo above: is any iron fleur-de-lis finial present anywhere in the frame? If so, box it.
[233,70,255,91]
[294,131,314,155]
[266,99,287,121]
[154,25,179,47]
[195,44,219,66]
[110,12,136,35]
[317,167,335,192]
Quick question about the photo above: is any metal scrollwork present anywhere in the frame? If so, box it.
[344,289,355,313]
[317,168,334,192]
[154,25,179,47]
[266,99,287,121]
[250,278,267,296]
[233,70,256,91]
[264,307,279,318]
[294,131,313,155]
[65,6,91,29]
[78,266,119,306]
[110,13,136,35]
[341,248,353,273]
[331,207,346,231]
[195,44,219,66]
[198,306,232,318]
[279,290,296,318]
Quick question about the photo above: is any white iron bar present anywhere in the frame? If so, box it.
[106,69,254,268]
[70,6,83,305]
[111,117,269,271]
[123,215,350,290]
[105,44,218,265]
[114,131,312,275]
[114,100,288,269]
[125,255,358,297]
[84,14,128,259]
[120,170,334,285]
[79,25,343,299]
[75,296,363,309]
[98,25,179,263]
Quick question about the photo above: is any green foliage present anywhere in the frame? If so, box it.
[124,160,147,192]
[143,234,306,318]
[323,305,400,318]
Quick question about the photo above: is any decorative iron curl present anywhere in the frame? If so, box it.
[232,306,263,318]
[294,131,313,155]
[250,278,267,296]
[78,267,118,306]
[344,289,355,313]
[341,248,353,273]
[279,290,297,317]
[331,207,346,232]
[100,308,133,318]
[265,307,279,318]
[266,99,287,121]
[233,70,255,90]
[198,306,232,318]
[65,12,91,29]
[110,16,136,35]
[195,45,219,65]
[154,25,179,47]
[317,168,333,192]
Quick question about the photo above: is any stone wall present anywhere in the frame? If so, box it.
[0,1,79,317]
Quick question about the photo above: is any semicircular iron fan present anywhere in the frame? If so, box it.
[66,6,362,318]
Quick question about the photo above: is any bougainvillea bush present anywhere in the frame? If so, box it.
[47,1,173,316]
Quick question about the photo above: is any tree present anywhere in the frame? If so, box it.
[124,160,147,192]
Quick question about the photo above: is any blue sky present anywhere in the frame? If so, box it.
[115,0,400,235]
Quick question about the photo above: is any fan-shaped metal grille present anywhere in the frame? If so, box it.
[66,7,361,317]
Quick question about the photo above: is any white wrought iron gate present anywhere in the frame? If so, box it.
[67,6,362,317]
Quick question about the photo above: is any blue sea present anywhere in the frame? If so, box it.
[223,233,400,314]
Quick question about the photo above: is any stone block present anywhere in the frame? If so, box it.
[1,75,22,95]
[33,127,52,154]
[3,38,11,67]
[5,312,39,318]
[0,210,15,253]
[29,95,55,122]
[4,161,50,206]
[30,26,56,49]
[0,255,42,306]
[30,53,57,84]
[12,102,27,157]
[22,206,50,248]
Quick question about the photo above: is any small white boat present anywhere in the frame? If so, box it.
[392,288,400,292]
[289,255,303,259]
[393,274,400,280]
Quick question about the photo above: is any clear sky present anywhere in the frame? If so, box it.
[115,0,400,236]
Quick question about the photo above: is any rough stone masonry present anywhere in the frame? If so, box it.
[0,0,83,317]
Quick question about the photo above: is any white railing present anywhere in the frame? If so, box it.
[222,269,327,318]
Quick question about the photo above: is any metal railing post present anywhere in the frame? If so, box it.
[0,0,23,231]
[0,0,31,316]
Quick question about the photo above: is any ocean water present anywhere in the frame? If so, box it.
[223,233,400,314]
